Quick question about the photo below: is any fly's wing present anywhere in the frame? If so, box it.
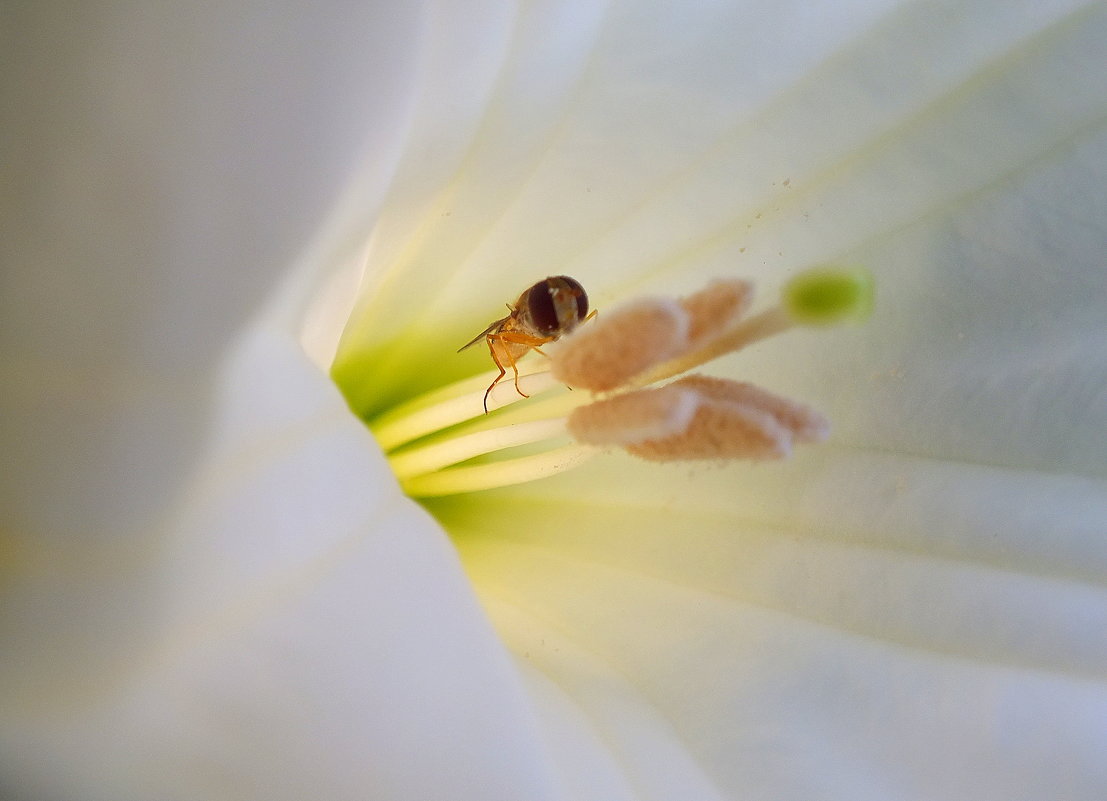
[457,316,510,352]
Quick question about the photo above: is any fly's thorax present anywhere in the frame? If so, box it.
[490,335,534,364]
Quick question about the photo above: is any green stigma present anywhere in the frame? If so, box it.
[784,267,874,325]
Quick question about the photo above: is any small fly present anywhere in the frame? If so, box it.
[459,275,593,413]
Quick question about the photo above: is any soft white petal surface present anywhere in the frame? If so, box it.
[441,448,1107,800]
[2,4,562,800]
[337,1,1107,799]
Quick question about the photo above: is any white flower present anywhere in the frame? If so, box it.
[3,2,1106,800]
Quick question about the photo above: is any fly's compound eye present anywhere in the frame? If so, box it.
[525,281,559,334]
[527,276,588,335]
[558,276,589,323]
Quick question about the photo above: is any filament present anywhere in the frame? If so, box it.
[400,444,595,497]
[389,418,570,480]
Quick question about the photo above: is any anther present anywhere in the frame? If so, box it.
[568,374,828,462]
[566,383,699,446]
[550,279,758,393]
[673,375,829,444]
[679,278,753,346]
[550,267,867,464]
[550,297,689,392]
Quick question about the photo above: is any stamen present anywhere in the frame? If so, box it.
[550,297,689,392]
[551,278,782,392]
[568,374,828,462]
[636,305,793,387]
[372,361,561,451]
[400,444,595,497]
[668,374,830,444]
[552,267,867,464]
[615,266,871,386]
[567,384,699,446]
[629,394,791,461]
[679,278,753,345]
[389,418,570,479]
[376,267,869,496]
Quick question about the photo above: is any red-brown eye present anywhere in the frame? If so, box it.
[522,275,589,336]
[529,275,588,333]
[559,276,589,322]
[526,279,561,334]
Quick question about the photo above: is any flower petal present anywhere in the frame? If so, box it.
[4,330,564,801]
[2,4,564,799]
[353,1,1107,798]
[441,447,1107,800]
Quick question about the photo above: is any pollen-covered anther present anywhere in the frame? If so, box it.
[569,374,829,462]
[566,384,699,446]
[550,297,690,392]
[676,374,830,443]
[679,278,753,346]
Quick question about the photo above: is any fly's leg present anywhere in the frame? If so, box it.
[491,340,527,400]
[484,331,568,411]
[506,346,527,398]
[483,336,508,414]
[493,331,554,399]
